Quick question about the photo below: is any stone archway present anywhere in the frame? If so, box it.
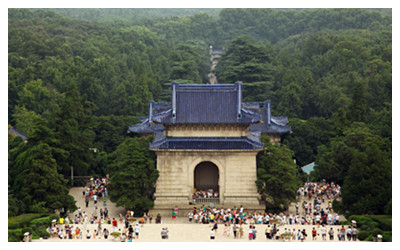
[194,161,219,191]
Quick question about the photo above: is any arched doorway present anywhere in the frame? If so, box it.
[194,161,219,194]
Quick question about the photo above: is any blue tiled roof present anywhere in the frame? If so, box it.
[128,119,164,134]
[244,102,291,134]
[150,137,263,150]
[128,82,291,151]
[156,82,261,124]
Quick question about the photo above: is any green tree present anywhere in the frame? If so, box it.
[12,105,41,137]
[17,79,62,117]
[349,78,367,122]
[107,136,159,215]
[53,83,95,178]
[282,117,336,167]
[11,117,76,214]
[314,123,391,214]
[216,36,274,83]
[256,135,301,210]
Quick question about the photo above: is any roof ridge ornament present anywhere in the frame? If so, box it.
[172,82,177,122]
[265,100,271,125]
[149,100,154,125]
[236,81,242,119]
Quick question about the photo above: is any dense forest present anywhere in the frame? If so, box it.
[8,8,391,220]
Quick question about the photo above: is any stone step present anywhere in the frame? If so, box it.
[149,204,265,217]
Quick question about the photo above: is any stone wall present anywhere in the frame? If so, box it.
[153,150,260,207]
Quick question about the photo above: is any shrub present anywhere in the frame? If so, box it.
[28,202,48,213]
[8,213,46,229]
[348,215,378,232]
[357,230,370,241]
[382,231,392,242]
[49,214,60,221]
[340,220,350,225]
[29,216,52,228]
[371,228,383,237]
[36,226,50,238]
[8,229,23,242]
[365,235,373,241]
[280,233,292,238]
[111,232,121,238]
[369,215,392,231]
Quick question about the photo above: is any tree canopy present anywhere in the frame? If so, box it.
[314,123,391,215]
[256,136,302,211]
[107,136,159,215]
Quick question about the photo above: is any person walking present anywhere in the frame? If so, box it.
[161,228,167,239]
[248,225,253,240]
[134,223,140,239]
[312,227,317,240]
[210,228,215,240]
[252,225,257,240]
[112,218,118,232]
[265,225,271,239]
[174,205,179,217]
[128,224,134,236]
[347,226,353,241]
[233,224,237,238]
[321,224,327,241]
[121,233,126,242]
[213,221,218,233]
[352,227,358,241]
[172,209,176,220]
[329,227,334,240]
[340,226,346,241]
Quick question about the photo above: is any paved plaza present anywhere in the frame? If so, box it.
[33,186,352,242]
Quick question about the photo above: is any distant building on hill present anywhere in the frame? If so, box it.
[8,126,28,142]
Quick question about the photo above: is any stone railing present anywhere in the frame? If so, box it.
[195,198,220,205]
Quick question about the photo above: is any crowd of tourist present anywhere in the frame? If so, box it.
[194,188,219,199]
[191,181,354,241]
[45,180,356,241]
[46,176,148,241]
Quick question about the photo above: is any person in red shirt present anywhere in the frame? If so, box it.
[112,218,118,232]
[312,227,317,240]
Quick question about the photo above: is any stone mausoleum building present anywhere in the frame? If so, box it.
[129,82,290,212]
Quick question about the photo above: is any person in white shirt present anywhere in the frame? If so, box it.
[188,212,193,222]
[210,228,215,239]
[134,224,140,239]
[59,229,64,239]
[316,214,321,226]
[321,224,327,240]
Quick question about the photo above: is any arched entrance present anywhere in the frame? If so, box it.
[194,161,219,193]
